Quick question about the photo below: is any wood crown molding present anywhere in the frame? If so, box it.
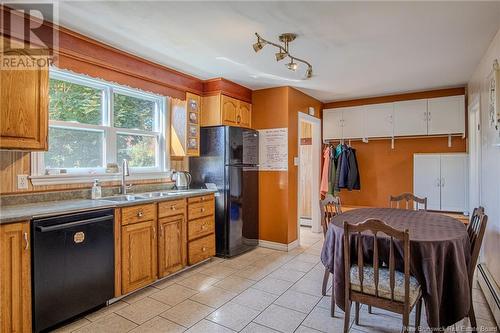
[323,87,466,109]
[202,78,252,103]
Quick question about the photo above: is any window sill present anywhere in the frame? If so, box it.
[30,171,171,186]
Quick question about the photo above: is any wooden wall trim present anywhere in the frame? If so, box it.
[203,78,252,103]
[323,87,466,109]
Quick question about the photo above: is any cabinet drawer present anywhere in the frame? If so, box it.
[121,204,156,225]
[188,234,215,265]
[188,201,214,220]
[188,216,215,241]
[188,194,214,204]
[158,199,186,218]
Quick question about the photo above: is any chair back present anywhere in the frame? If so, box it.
[467,207,488,282]
[389,193,427,211]
[343,219,411,305]
[320,194,342,236]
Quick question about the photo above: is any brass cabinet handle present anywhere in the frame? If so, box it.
[202,247,207,252]
[153,227,156,238]
[237,115,241,123]
[137,210,144,217]
[160,225,164,236]
[23,232,29,250]
[171,205,176,210]
[200,208,205,212]
[200,197,204,201]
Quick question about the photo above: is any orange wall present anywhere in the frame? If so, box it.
[338,136,466,207]
[252,87,322,244]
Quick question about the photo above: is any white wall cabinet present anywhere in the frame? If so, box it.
[342,106,365,139]
[394,99,428,136]
[427,95,465,135]
[364,103,394,138]
[414,153,468,213]
[323,108,343,139]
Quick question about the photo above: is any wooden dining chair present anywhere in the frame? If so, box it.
[466,207,488,332]
[342,219,423,333]
[320,194,342,316]
[389,193,428,211]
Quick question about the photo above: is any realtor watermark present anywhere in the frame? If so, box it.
[1,2,58,70]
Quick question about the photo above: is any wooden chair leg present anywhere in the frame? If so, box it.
[402,310,410,333]
[355,302,360,325]
[415,298,423,329]
[469,302,477,332]
[322,268,329,296]
[330,270,335,317]
[368,305,372,314]
[344,301,351,333]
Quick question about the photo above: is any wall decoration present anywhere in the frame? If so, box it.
[259,128,288,171]
[488,59,499,131]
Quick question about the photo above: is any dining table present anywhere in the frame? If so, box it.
[320,208,471,329]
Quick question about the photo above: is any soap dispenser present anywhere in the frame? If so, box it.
[91,179,102,199]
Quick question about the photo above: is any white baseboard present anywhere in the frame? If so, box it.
[259,239,299,252]
[477,264,500,327]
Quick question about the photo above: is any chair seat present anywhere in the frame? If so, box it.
[350,265,421,306]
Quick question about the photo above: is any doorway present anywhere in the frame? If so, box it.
[298,112,322,247]
[468,95,481,214]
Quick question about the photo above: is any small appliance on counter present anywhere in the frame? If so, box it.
[172,171,192,190]
[189,126,259,257]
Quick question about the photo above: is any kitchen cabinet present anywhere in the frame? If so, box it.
[394,99,428,136]
[158,207,186,277]
[0,37,49,150]
[414,153,468,213]
[364,103,394,138]
[187,194,216,265]
[170,92,201,157]
[322,106,364,140]
[201,94,252,128]
[427,95,465,135]
[323,108,343,140]
[0,221,31,333]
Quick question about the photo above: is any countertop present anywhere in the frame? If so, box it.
[0,189,217,224]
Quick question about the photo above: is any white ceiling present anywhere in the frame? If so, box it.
[54,1,500,102]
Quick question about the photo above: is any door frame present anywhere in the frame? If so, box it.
[297,112,322,246]
[468,94,481,214]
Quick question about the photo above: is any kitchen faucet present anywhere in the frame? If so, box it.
[121,159,131,194]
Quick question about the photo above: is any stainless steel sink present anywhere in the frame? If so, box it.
[139,192,175,198]
[100,195,147,202]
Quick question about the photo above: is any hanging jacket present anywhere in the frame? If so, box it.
[346,148,361,190]
[338,145,350,188]
[320,146,330,196]
[327,147,337,195]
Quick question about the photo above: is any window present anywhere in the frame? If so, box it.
[33,69,167,181]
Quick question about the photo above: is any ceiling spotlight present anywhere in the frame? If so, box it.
[253,39,266,52]
[305,66,313,79]
[286,59,298,71]
[275,52,287,61]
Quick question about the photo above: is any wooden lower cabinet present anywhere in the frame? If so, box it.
[158,215,186,277]
[121,220,157,294]
[188,234,216,265]
[0,221,31,333]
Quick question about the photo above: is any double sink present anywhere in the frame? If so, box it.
[100,190,201,202]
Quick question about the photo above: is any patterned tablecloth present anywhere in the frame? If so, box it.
[321,208,471,328]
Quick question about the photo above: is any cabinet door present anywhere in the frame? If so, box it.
[0,222,31,333]
[121,220,157,294]
[186,93,201,156]
[0,38,48,150]
[414,154,441,211]
[238,101,252,128]
[158,215,186,277]
[221,95,239,126]
[427,95,465,135]
[364,103,394,138]
[440,154,468,213]
[394,99,428,136]
[323,108,343,139]
[342,106,365,139]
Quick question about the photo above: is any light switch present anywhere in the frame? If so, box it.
[294,157,299,166]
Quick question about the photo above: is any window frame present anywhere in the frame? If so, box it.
[31,68,169,185]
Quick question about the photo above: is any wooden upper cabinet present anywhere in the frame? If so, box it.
[158,214,186,277]
[0,38,49,150]
[170,92,200,157]
[201,94,252,128]
[0,221,31,333]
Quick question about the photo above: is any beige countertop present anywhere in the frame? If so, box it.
[0,189,217,224]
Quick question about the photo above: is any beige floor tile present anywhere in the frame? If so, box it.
[295,253,321,264]
[51,318,92,332]
[281,259,317,273]
[254,304,307,333]
[185,319,235,333]
[177,273,220,291]
[240,322,281,333]
[189,286,237,308]
[214,275,255,293]
[116,297,170,325]
[268,267,306,283]
[291,276,324,297]
[123,287,159,304]
[233,265,273,281]
[74,313,137,333]
[302,306,352,333]
[274,290,321,313]
[84,300,129,322]
[471,301,495,321]
[128,316,186,333]
[218,257,253,270]
[206,301,260,331]
[252,277,294,295]
[295,326,324,333]
[161,299,214,327]
[304,247,322,256]
[152,274,187,289]
[351,307,404,333]
[232,288,278,311]
[149,284,198,306]
[200,265,238,279]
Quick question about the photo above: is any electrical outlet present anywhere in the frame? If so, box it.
[17,174,29,190]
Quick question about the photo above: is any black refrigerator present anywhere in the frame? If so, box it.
[189,126,259,257]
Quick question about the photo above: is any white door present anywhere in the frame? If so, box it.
[440,154,468,213]
[468,99,481,213]
[364,103,394,138]
[323,108,343,139]
[414,154,441,211]
[394,99,428,136]
[428,95,465,135]
[342,106,365,139]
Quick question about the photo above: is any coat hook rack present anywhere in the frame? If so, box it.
[391,137,395,150]
[448,135,452,148]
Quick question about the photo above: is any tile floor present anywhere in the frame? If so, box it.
[52,228,498,333]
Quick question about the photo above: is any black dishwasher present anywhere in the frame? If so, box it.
[32,209,115,332]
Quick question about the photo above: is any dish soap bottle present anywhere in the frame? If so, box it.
[91,179,102,199]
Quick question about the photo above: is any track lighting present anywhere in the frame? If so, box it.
[252,32,314,80]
